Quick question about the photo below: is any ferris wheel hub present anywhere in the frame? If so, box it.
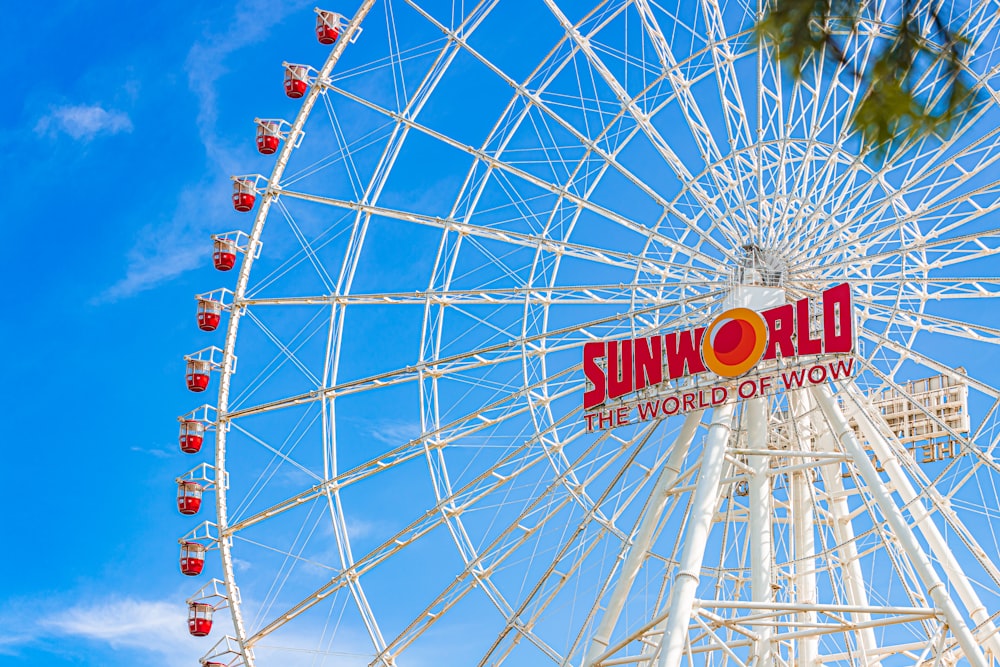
[722,244,788,310]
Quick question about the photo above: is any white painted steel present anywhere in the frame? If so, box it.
[583,410,704,667]
[657,402,734,667]
[840,381,1000,660]
[745,398,772,666]
[787,392,817,667]
[810,383,987,667]
[210,3,378,665]
[811,410,879,665]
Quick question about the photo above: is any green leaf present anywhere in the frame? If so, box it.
[756,0,977,156]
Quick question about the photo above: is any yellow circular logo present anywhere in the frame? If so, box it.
[702,308,768,378]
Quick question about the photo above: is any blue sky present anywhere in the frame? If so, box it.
[0,1,324,664]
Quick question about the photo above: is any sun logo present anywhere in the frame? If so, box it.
[701,308,769,378]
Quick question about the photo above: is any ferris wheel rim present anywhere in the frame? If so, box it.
[211,3,379,664]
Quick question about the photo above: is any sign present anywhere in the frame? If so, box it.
[582,283,855,431]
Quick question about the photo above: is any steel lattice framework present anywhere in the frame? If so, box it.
[178,1,1000,666]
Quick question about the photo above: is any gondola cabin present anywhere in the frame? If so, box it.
[177,480,204,515]
[186,359,212,393]
[231,178,256,212]
[188,602,214,637]
[213,238,239,271]
[316,10,341,44]
[180,541,207,576]
[197,298,224,331]
[256,120,281,155]
[284,64,309,98]
[179,419,206,453]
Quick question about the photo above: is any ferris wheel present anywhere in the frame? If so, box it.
[172,1,1000,666]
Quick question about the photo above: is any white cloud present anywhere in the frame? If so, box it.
[186,0,312,169]
[2,592,374,665]
[44,598,195,651]
[98,0,311,302]
[346,516,380,540]
[0,632,36,656]
[131,444,172,459]
[35,104,132,141]
[369,420,422,447]
[96,178,229,303]
[0,596,213,665]
[96,224,204,303]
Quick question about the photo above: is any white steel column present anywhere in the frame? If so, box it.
[656,401,735,667]
[841,383,1000,661]
[811,384,988,667]
[585,410,705,666]
[813,416,878,664]
[746,398,773,665]
[788,391,817,667]
[789,469,816,667]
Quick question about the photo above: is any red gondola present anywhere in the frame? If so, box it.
[186,359,212,393]
[179,419,206,453]
[197,298,224,331]
[177,480,205,516]
[180,541,207,576]
[188,601,214,637]
[213,238,239,271]
[284,64,310,99]
[232,178,256,212]
[256,120,281,155]
[315,10,341,44]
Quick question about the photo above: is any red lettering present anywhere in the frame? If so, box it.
[712,386,728,405]
[829,358,855,379]
[607,339,634,400]
[662,396,680,415]
[682,392,696,412]
[781,367,808,390]
[762,304,795,360]
[823,283,853,353]
[665,328,707,380]
[808,364,828,384]
[583,342,606,410]
[796,297,822,355]
[637,400,661,420]
[616,406,631,425]
[634,336,663,391]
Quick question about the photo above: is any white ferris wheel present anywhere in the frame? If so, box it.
[173,2,1000,666]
